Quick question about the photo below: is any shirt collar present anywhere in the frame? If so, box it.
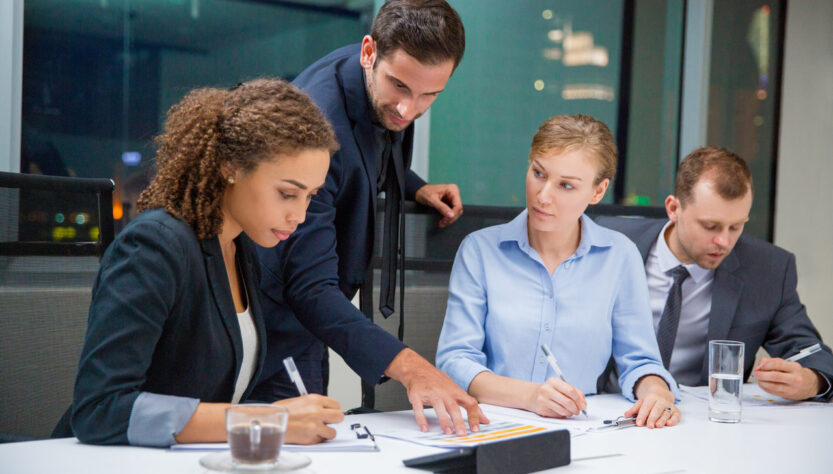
[655,221,713,283]
[499,210,614,258]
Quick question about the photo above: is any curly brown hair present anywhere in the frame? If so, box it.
[137,78,338,239]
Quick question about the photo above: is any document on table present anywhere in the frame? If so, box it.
[170,421,378,452]
[679,384,829,408]
[480,404,603,436]
[375,419,560,448]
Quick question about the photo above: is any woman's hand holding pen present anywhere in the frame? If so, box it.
[273,394,344,444]
[525,378,587,418]
[626,375,680,429]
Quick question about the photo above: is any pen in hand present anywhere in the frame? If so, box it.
[753,343,822,377]
[540,344,588,418]
[785,343,821,363]
[283,356,308,396]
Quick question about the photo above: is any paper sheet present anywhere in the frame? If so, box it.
[480,404,602,435]
[170,421,378,452]
[679,383,829,408]
[375,419,561,448]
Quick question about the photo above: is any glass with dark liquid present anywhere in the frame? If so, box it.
[226,404,289,466]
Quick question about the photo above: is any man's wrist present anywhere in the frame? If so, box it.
[810,369,830,397]
[384,348,422,386]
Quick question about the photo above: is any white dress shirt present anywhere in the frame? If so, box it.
[646,222,714,386]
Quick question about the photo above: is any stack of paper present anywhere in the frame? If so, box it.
[170,421,378,453]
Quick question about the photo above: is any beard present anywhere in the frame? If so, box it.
[670,225,729,270]
[365,74,419,131]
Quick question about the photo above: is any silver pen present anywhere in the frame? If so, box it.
[785,343,822,362]
[540,344,588,417]
[283,356,308,396]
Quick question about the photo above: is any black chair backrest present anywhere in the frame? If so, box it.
[358,200,665,411]
[0,171,114,442]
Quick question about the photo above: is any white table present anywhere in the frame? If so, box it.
[3,385,831,474]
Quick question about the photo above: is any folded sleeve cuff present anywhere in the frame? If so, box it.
[453,361,492,392]
[812,372,832,402]
[620,364,680,403]
[126,392,200,447]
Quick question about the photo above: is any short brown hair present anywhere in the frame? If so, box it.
[675,146,753,206]
[137,78,338,239]
[529,114,617,185]
[371,0,465,70]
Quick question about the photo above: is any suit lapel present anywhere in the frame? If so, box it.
[342,53,378,198]
[699,252,744,381]
[353,120,378,196]
[341,53,381,250]
[200,237,243,382]
[634,220,667,263]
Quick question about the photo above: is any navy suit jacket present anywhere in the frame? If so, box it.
[72,210,268,444]
[597,216,833,400]
[257,45,423,385]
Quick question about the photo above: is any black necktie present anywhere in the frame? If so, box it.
[379,131,401,324]
[656,265,690,369]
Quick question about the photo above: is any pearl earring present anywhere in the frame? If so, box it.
[227,176,235,184]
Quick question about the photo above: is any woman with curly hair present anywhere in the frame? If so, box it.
[71,78,344,447]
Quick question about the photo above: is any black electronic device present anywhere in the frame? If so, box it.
[402,429,570,474]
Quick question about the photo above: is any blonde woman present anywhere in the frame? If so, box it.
[437,114,680,429]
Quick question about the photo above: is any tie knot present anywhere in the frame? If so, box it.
[668,265,690,283]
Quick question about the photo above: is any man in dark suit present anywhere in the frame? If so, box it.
[254,0,487,435]
[599,147,832,401]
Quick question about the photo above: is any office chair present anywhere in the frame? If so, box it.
[0,171,114,442]
[358,200,666,411]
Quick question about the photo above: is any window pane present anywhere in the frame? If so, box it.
[429,0,624,206]
[707,0,781,240]
[622,0,685,207]
[22,0,370,233]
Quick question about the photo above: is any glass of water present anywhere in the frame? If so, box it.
[708,340,744,423]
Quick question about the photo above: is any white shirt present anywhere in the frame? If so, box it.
[231,305,259,404]
[646,222,714,386]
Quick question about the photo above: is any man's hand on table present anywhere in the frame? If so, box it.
[385,348,489,436]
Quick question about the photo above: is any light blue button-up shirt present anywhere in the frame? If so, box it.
[436,210,678,401]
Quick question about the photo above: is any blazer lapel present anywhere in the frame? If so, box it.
[341,53,378,197]
[634,220,667,263]
[341,53,381,245]
[699,252,744,381]
[200,238,243,381]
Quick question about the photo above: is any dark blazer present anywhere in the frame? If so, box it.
[72,209,268,444]
[597,216,833,400]
[256,44,418,387]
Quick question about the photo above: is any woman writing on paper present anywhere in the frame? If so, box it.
[71,79,344,446]
[436,114,680,428]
